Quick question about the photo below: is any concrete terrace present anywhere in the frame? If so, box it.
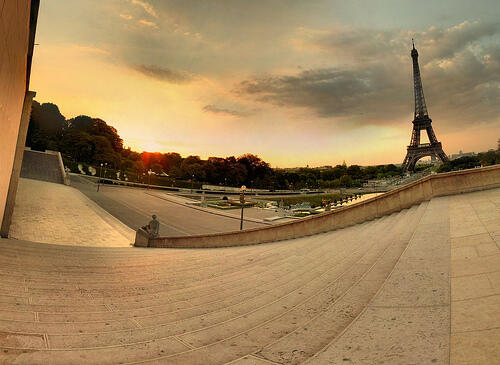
[9,178,135,247]
[0,187,499,364]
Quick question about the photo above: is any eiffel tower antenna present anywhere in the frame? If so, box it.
[402,42,448,172]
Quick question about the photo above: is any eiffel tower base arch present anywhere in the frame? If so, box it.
[402,142,448,172]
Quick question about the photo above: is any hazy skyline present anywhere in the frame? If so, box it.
[31,0,500,167]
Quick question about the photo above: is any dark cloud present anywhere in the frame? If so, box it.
[132,64,194,84]
[234,64,410,125]
[202,104,248,117]
[312,21,500,62]
[235,20,500,131]
[421,21,500,60]
[235,68,382,117]
[311,28,406,61]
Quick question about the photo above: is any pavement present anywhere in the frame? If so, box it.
[144,191,281,225]
[0,187,498,364]
[9,178,135,247]
[70,175,279,236]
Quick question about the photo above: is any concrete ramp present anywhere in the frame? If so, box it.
[20,148,65,184]
[9,178,134,247]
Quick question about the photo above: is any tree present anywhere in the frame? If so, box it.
[59,130,94,163]
[162,152,182,173]
[237,154,272,187]
[180,156,205,181]
[67,115,94,131]
[67,116,123,153]
[437,156,481,172]
[91,136,119,167]
[133,160,145,174]
[91,119,123,152]
[478,151,500,167]
[339,174,353,187]
[26,101,67,151]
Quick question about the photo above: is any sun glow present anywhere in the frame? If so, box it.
[126,140,168,153]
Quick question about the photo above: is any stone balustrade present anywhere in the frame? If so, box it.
[136,165,500,248]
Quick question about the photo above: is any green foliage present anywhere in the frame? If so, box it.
[437,156,481,173]
[26,102,124,170]
[478,150,500,167]
[26,101,66,151]
[35,99,485,190]
[414,163,433,172]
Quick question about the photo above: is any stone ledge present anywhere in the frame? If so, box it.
[137,165,500,248]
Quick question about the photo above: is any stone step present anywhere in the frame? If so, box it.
[0,203,427,365]
[308,198,450,364]
[252,202,427,364]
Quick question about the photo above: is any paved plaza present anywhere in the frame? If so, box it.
[9,178,135,247]
[70,175,273,236]
[0,187,499,364]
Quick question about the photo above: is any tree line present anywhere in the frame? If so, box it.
[27,100,497,190]
[22,100,405,189]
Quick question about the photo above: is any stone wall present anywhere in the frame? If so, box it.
[20,149,66,184]
[0,1,35,235]
[139,165,500,248]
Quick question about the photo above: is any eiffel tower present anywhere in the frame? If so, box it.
[402,41,448,172]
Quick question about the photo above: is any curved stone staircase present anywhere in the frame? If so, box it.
[0,192,461,365]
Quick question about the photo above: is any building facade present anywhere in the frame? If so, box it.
[0,0,39,236]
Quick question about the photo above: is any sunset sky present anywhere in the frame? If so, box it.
[31,0,499,167]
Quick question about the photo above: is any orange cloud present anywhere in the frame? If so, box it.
[130,0,157,18]
[138,19,157,28]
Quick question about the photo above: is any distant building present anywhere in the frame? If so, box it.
[449,150,476,160]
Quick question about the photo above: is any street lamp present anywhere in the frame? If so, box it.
[147,169,153,189]
[240,185,246,230]
[97,163,103,192]
[191,174,195,193]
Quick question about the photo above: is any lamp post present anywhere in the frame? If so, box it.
[97,163,103,192]
[191,174,195,193]
[147,169,153,189]
[240,185,246,230]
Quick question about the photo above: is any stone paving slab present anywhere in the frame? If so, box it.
[9,178,135,247]
[451,328,500,365]
[448,188,500,365]
[0,188,499,364]
[309,306,450,365]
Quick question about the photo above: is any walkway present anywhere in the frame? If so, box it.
[70,175,272,236]
[0,188,498,364]
[9,178,134,247]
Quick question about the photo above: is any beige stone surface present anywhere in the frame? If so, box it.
[449,187,500,365]
[9,178,134,247]
[450,186,500,364]
[0,187,498,364]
